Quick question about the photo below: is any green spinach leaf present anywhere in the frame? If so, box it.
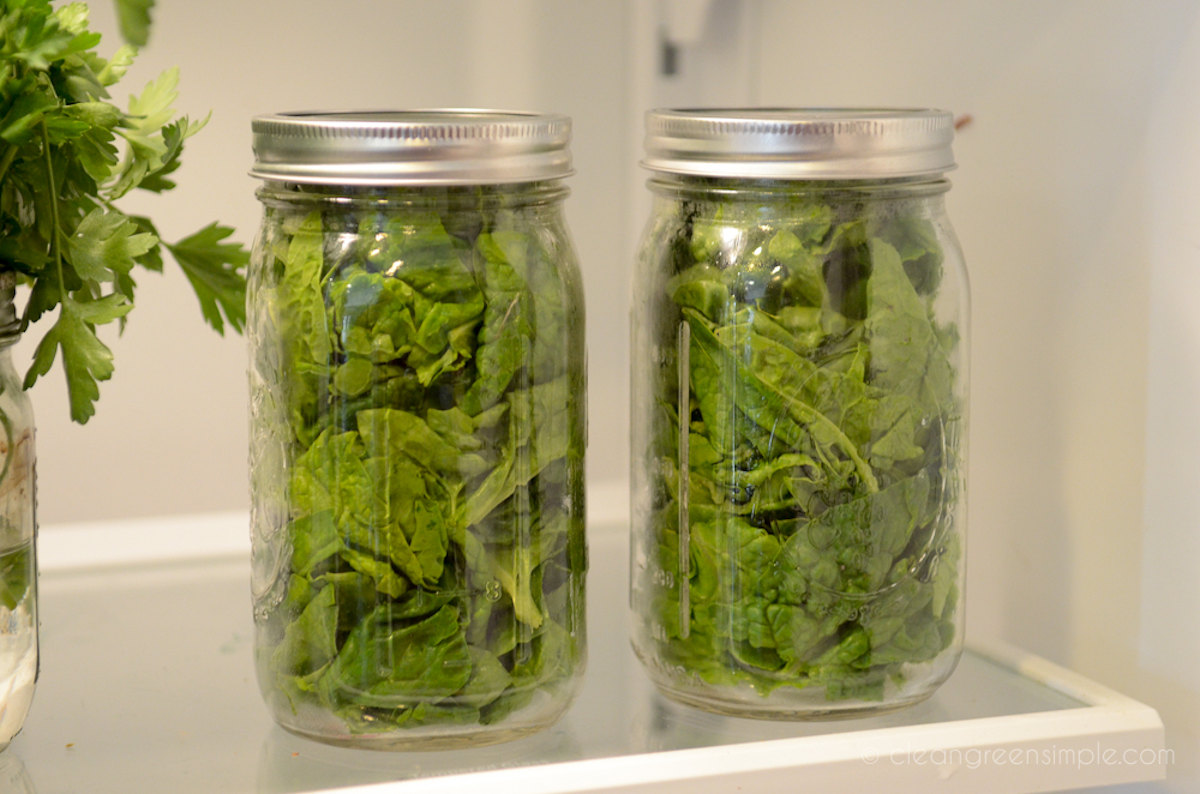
[646,188,962,703]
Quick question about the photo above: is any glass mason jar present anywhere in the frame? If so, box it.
[0,273,37,750]
[630,109,968,718]
[247,111,587,749]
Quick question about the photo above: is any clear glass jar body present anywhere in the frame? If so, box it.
[0,337,36,750]
[630,175,968,718]
[248,181,587,749]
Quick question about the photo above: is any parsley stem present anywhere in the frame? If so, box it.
[0,399,13,489]
[37,120,68,304]
[0,144,18,187]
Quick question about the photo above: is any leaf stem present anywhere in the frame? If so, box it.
[0,144,19,187]
[38,120,68,305]
[0,403,15,489]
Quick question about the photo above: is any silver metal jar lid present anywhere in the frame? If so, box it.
[250,110,572,186]
[642,108,955,179]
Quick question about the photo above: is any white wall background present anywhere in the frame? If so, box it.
[20,1,1200,791]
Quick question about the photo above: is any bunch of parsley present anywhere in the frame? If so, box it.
[0,0,246,423]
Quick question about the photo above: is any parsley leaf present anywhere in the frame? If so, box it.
[24,293,132,423]
[112,0,154,48]
[107,65,178,199]
[67,208,155,282]
[167,222,249,334]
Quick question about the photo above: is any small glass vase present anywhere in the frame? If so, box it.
[0,272,36,751]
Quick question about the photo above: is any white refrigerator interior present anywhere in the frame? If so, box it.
[12,512,1168,793]
[14,1,1198,792]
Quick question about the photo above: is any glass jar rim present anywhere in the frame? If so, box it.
[642,108,956,180]
[253,178,571,211]
[645,172,952,201]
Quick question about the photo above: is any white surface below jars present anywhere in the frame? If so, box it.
[4,495,1164,794]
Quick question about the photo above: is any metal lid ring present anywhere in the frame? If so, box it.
[250,110,573,186]
[642,108,955,179]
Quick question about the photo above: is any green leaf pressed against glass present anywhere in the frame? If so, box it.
[259,191,583,734]
[0,543,31,612]
[652,189,962,702]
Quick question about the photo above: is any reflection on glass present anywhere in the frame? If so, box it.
[0,754,36,794]
[628,651,1086,755]
[257,724,578,793]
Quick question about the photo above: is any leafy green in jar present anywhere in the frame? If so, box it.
[251,188,585,733]
[0,541,31,612]
[646,186,963,702]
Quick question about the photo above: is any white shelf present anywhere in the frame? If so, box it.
[7,512,1164,793]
